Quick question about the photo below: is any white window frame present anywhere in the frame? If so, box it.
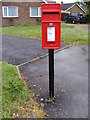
[30,7,41,17]
[38,7,41,17]
[2,6,18,18]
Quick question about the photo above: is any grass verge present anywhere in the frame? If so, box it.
[1,62,45,118]
[61,24,88,44]
[0,24,88,44]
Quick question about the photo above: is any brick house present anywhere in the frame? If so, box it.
[1,0,43,27]
[1,0,56,27]
[0,0,85,27]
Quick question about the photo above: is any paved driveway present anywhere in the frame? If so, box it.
[2,35,65,65]
[2,35,46,65]
[20,45,88,118]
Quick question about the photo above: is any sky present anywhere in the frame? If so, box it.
[56,0,81,3]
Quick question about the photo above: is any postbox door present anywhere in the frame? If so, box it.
[42,22,61,49]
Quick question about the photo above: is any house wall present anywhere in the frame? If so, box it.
[67,4,85,16]
[2,2,42,27]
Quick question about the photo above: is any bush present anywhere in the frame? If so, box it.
[8,17,14,22]
[84,13,90,23]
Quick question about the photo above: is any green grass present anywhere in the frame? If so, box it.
[61,25,88,44]
[0,24,41,40]
[1,62,45,118]
[0,24,88,44]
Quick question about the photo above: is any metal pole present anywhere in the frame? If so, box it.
[49,49,54,98]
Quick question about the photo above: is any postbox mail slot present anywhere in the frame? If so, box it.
[42,8,60,22]
[43,12,59,14]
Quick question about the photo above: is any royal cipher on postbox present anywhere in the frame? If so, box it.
[41,3,61,49]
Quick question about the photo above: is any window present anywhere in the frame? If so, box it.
[2,6,18,17]
[30,7,41,17]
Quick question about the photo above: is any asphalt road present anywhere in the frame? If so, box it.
[20,45,88,118]
[2,35,66,65]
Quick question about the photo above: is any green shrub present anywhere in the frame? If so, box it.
[84,13,90,23]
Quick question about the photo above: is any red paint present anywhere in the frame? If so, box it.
[27,101,30,105]
[41,3,61,49]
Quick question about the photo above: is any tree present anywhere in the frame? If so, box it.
[84,1,90,23]
[75,1,90,23]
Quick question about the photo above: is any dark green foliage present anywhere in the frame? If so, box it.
[84,1,90,23]
[8,17,14,22]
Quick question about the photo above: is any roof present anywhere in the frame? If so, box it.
[2,0,42,2]
[61,3,85,13]
[61,3,74,11]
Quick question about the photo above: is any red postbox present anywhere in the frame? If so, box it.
[41,3,61,49]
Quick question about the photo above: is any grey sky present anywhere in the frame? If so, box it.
[56,0,81,3]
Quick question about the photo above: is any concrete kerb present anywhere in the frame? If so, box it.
[16,44,72,89]
[16,66,37,118]
[16,66,23,80]
[16,45,72,80]
[18,45,72,68]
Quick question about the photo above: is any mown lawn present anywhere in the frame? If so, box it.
[0,24,88,44]
[0,24,41,40]
[1,62,45,118]
[61,25,88,44]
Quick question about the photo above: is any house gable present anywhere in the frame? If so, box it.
[66,4,85,15]
[61,3,74,11]
[61,3,85,16]
[66,4,85,13]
